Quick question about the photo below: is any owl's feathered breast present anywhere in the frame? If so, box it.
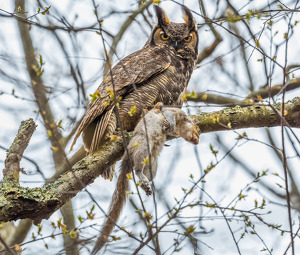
[117,47,194,130]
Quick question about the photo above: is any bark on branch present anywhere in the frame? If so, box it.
[0,97,299,222]
[3,119,36,186]
[194,97,300,133]
[0,128,127,223]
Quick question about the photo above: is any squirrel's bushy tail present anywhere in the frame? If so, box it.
[91,157,131,255]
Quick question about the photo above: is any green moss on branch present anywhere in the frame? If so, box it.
[194,97,300,133]
[1,98,299,222]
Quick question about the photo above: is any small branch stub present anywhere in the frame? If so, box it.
[2,119,36,186]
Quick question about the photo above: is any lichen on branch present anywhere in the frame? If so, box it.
[3,119,36,186]
[194,97,300,133]
[0,97,299,222]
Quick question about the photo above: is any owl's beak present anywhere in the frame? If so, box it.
[172,40,179,51]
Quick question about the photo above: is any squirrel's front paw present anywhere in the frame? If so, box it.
[141,183,152,196]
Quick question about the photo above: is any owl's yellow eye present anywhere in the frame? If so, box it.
[184,35,192,42]
[160,33,170,40]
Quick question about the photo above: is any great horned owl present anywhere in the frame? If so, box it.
[71,5,198,177]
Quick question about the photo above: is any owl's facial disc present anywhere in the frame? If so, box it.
[148,6,198,60]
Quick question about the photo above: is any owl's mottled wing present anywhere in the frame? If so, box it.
[70,47,171,150]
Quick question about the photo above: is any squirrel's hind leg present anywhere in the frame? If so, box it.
[135,169,152,196]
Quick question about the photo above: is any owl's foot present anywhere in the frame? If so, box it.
[152,102,164,112]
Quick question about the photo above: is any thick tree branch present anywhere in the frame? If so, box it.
[0,128,127,222]
[0,97,299,222]
[194,97,300,133]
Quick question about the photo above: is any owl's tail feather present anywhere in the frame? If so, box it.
[91,156,131,255]
[90,107,115,153]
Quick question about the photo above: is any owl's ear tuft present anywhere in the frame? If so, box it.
[154,5,170,27]
[182,5,195,30]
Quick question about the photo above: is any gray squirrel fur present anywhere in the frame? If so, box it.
[91,105,200,254]
[127,106,200,195]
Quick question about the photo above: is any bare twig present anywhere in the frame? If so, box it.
[103,0,152,75]
[216,134,286,200]
[281,4,297,253]
[196,0,223,65]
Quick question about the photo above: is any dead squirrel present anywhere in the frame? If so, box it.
[91,106,200,254]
